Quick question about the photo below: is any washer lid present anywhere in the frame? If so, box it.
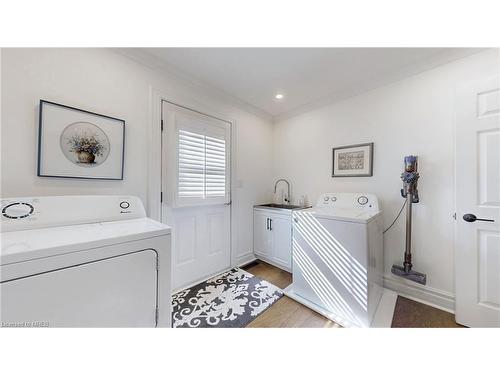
[1,218,171,265]
[299,207,381,223]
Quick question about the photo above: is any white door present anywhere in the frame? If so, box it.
[270,214,292,270]
[455,76,500,327]
[161,101,231,291]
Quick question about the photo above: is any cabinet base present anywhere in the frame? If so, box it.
[254,255,291,273]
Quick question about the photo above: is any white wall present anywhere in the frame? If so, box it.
[0,48,274,264]
[273,49,500,310]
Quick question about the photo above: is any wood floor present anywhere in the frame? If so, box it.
[391,296,464,328]
[244,260,463,328]
[245,261,340,328]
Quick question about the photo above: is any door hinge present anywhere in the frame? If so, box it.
[160,191,163,203]
[161,119,164,131]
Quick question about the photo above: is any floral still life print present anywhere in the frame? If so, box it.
[60,122,110,167]
[171,268,283,328]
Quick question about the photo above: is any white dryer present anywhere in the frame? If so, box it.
[1,195,171,328]
[285,193,397,327]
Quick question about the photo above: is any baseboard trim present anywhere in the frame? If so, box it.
[235,254,257,268]
[383,274,455,314]
[173,267,234,294]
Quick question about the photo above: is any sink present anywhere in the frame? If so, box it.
[255,203,304,210]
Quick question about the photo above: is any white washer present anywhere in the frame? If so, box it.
[285,193,397,327]
[1,195,171,328]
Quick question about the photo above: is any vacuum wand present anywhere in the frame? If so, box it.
[404,192,413,273]
[391,155,427,285]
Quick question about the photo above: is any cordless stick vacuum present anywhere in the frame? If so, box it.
[391,155,427,285]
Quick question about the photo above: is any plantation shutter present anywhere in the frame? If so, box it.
[177,128,228,205]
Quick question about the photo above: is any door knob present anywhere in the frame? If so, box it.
[463,213,495,223]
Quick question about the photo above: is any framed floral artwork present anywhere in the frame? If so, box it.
[37,100,125,180]
[332,142,373,177]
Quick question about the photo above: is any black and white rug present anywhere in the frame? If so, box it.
[172,268,283,328]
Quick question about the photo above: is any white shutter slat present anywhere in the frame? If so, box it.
[205,161,225,166]
[179,130,205,140]
[205,149,225,156]
[179,146,205,153]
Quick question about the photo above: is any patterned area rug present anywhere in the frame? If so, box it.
[172,268,283,328]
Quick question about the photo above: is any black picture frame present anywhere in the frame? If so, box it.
[37,100,125,180]
[332,142,374,177]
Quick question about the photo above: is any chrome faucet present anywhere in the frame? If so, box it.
[274,179,291,205]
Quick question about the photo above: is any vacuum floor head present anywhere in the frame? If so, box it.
[391,264,427,285]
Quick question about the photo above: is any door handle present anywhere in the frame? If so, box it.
[463,213,495,223]
[266,218,269,230]
[269,218,273,231]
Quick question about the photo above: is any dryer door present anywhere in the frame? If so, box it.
[1,249,158,327]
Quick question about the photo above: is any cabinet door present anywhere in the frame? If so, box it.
[253,211,271,257]
[270,214,292,270]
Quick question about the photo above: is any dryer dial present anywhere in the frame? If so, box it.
[2,202,34,219]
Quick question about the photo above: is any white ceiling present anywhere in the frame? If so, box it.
[140,48,482,121]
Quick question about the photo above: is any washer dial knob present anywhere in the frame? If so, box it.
[2,202,34,219]
[357,196,369,205]
[120,201,130,209]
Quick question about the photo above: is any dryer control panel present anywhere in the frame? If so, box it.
[1,195,146,232]
[316,193,379,211]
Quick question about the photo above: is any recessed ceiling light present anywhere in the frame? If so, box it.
[275,93,284,100]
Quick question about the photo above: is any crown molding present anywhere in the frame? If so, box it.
[273,48,487,123]
[111,48,273,123]
[112,47,488,125]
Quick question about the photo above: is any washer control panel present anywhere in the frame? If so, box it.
[1,195,146,232]
[316,193,379,211]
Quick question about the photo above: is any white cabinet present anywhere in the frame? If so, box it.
[270,215,292,268]
[253,208,292,271]
[253,210,272,258]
